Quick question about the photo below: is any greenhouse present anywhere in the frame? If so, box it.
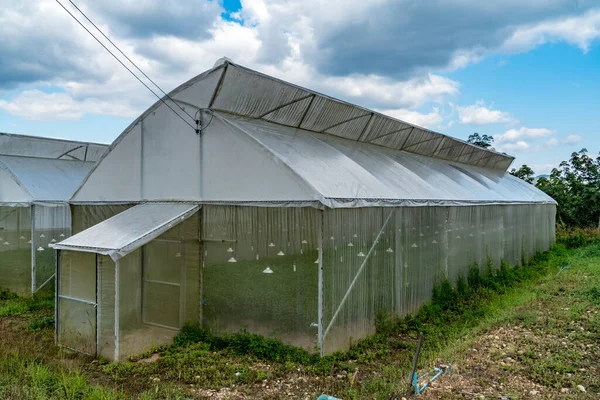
[53,59,556,360]
[0,133,107,295]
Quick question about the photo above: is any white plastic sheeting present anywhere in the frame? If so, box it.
[219,115,556,208]
[0,132,107,161]
[0,155,95,204]
[53,203,200,261]
[71,111,554,208]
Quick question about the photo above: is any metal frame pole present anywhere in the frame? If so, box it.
[31,204,36,294]
[114,260,120,361]
[317,209,324,355]
[55,249,60,345]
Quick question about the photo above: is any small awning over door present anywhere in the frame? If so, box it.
[52,203,200,261]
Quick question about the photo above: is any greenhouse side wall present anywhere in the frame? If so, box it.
[321,203,556,355]
[33,205,71,293]
[0,205,32,295]
[202,205,320,351]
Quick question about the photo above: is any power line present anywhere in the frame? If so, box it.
[65,0,197,122]
[54,0,198,132]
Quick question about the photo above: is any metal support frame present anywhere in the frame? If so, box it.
[365,125,413,143]
[208,63,229,109]
[317,209,324,355]
[322,209,395,341]
[57,145,85,161]
[319,113,371,133]
[30,204,36,294]
[297,95,316,128]
[54,249,60,345]
[114,260,120,361]
[257,94,313,119]
[401,134,442,152]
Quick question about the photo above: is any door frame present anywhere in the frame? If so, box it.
[141,238,186,331]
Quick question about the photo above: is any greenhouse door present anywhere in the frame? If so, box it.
[57,251,98,355]
[142,239,185,330]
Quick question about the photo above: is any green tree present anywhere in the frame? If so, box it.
[510,164,535,184]
[467,133,494,149]
[535,149,600,227]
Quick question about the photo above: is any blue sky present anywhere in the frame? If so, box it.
[1,1,599,174]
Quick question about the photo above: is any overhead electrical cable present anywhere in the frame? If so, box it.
[65,0,197,122]
[54,0,198,132]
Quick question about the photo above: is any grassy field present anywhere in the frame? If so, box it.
[0,235,598,399]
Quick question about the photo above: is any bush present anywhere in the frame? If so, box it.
[557,226,600,249]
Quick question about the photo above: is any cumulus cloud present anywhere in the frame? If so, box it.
[546,138,558,147]
[563,134,583,144]
[501,141,530,152]
[0,90,139,120]
[455,100,516,125]
[1,0,599,125]
[496,127,554,143]
[239,0,600,78]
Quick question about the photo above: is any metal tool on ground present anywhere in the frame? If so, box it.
[413,363,452,395]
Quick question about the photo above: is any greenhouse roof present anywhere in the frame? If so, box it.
[0,132,108,161]
[217,115,556,207]
[0,155,95,205]
[178,60,514,171]
[52,203,199,260]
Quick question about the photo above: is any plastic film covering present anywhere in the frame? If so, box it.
[221,115,555,208]
[0,131,108,161]
[0,155,95,203]
[56,204,199,261]
[202,205,319,351]
[0,206,32,295]
[33,204,71,293]
[58,251,96,355]
[322,208,396,354]
[321,204,556,354]
[116,212,200,360]
[71,205,133,235]
[208,62,514,170]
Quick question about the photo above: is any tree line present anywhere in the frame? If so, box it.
[467,133,600,228]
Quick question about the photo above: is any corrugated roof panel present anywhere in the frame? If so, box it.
[368,128,414,149]
[52,203,199,260]
[212,66,311,118]
[262,95,314,127]
[324,114,372,141]
[0,132,108,161]
[206,63,514,171]
[361,114,412,143]
[299,96,371,133]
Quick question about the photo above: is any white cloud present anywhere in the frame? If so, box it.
[455,100,516,125]
[502,9,600,54]
[501,141,530,152]
[563,134,582,145]
[0,90,139,120]
[496,127,553,143]
[546,138,558,147]
[377,108,445,129]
